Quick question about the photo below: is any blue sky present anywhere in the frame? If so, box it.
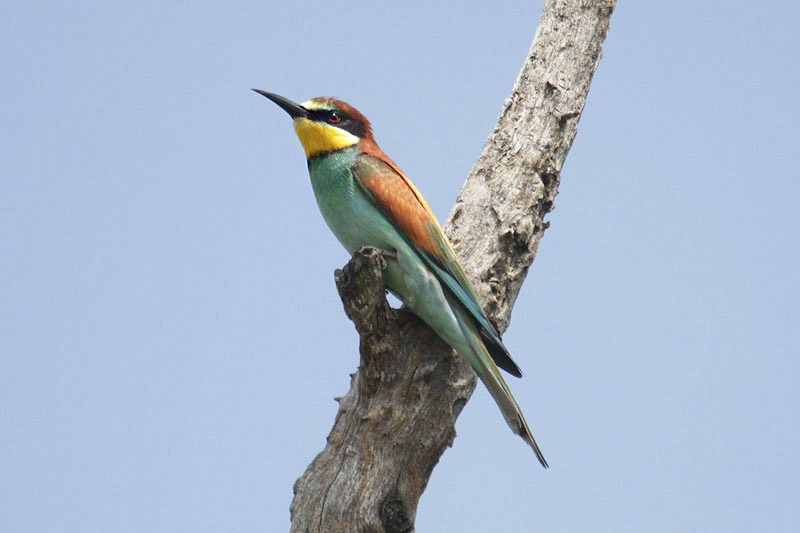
[2,1,799,531]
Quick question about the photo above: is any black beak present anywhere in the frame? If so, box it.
[252,89,308,119]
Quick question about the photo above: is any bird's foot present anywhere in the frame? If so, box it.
[378,249,397,270]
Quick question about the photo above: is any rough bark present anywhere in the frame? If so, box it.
[289,1,615,531]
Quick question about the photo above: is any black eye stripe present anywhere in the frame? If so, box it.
[311,109,366,138]
[310,109,339,122]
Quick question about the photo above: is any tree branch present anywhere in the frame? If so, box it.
[289,1,615,531]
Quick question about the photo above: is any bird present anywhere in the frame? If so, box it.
[253,90,548,468]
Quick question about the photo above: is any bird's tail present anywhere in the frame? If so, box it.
[442,291,548,467]
[477,358,549,468]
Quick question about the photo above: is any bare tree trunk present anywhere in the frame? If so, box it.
[289,1,616,531]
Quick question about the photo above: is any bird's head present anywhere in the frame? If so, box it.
[253,90,372,159]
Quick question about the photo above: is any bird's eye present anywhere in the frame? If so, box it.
[327,111,341,124]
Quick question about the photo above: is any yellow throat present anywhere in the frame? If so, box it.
[292,98,359,158]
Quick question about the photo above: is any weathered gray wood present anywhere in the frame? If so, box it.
[289,1,615,531]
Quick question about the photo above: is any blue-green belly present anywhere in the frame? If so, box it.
[307,148,410,295]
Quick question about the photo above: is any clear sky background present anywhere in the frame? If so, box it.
[2,1,798,531]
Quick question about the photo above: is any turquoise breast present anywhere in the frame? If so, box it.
[307,148,404,255]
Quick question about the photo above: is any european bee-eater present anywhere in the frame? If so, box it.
[254,90,547,468]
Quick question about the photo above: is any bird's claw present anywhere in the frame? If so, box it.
[379,249,397,270]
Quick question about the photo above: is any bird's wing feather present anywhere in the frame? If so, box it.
[352,154,521,377]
